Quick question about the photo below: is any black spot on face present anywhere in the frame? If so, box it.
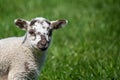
[47,27,52,36]
[45,20,51,25]
[47,27,50,30]
[43,26,45,29]
[29,29,36,36]
[37,32,41,35]
[30,20,37,26]
[48,29,52,36]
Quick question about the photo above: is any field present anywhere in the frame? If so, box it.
[0,0,120,80]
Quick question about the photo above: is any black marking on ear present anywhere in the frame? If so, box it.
[30,20,37,26]
[52,20,67,29]
[15,19,27,29]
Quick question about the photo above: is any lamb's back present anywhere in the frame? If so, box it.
[0,37,23,55]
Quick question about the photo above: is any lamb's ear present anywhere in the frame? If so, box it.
[14,19,29,30]
[51,20,68,30]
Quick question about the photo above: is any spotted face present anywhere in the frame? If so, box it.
[15,17,68,51]
[28,18,52,50]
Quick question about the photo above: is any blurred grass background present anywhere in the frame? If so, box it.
[0,0,120,80]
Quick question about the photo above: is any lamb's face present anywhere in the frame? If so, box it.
[27,18,52,50]
[15,17,67,51]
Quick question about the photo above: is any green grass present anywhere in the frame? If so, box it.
[0,0,120,80]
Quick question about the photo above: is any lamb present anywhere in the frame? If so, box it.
[0,17,68,80]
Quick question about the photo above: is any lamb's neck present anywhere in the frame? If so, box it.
[19,34,32,49]
[21,35,47,70]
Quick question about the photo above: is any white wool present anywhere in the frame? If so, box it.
[0,36,46,80]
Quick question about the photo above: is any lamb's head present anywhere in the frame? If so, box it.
[14,17,68,51]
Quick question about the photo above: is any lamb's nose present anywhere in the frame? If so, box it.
[37,35,49,50]
[40,35,47,45]
[41,39,47,46]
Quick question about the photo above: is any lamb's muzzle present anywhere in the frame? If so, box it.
[37,35,48,51]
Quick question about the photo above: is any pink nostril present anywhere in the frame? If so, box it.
[41,39,47,46]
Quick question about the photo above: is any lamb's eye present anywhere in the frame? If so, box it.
[29,29,35,35]
[48,29,52,36]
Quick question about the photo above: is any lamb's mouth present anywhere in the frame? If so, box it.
[37,45,48,51]
[37,41,49,51]
[39,47,48,51]
[31,45,48,51]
